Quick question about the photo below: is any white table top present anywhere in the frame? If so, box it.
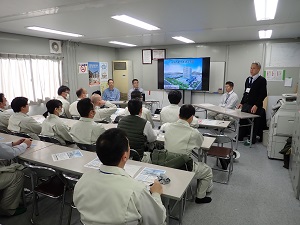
[19,144,194,200]
[0,133,54,155]
[193,104,260,119]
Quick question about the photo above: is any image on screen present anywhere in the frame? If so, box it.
[163,58,203,90]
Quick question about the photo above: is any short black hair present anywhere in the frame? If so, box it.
[76,88,84,98]
[132,79,139,84]
[108,79,114,84]
[57,85,70,95]
[131,90,142,99]
[0,93,4,103]
[11,97,28,112]
[92,90,101,96]
[225,81,234,88]
[77,98,94,117]
[96,128,129,166]
[168,90,182,104]
[128,99,142,115]
[179,104,195,120]
[43,99,62,118]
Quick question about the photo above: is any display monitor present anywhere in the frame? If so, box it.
[158,57,210,91]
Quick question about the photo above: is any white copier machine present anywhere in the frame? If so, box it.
[268,94,297,159]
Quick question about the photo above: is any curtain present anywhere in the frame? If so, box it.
[0,53,62,103]
[62,41,78,103]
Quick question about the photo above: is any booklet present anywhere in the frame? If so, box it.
[135,167,166,185]
[52,149,83,161]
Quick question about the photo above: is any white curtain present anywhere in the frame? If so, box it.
[0,53,62,103]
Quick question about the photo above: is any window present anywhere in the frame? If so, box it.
[0,53,62,103]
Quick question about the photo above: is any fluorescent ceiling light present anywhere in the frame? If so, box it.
[172,36,195,43]
[259,30,272,39]
[26,26,83,37]
[111,15,160,30]
[109,41,137,47]
[254,0,278,21]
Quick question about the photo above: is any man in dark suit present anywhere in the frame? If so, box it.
[237,62,267,144]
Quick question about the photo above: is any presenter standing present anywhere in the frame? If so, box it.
[237,62,267,144]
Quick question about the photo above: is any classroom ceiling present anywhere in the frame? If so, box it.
[0,0,300,48]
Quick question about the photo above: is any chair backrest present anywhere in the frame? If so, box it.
[0,128,11,134]
[10,131,31,138]
[71,116,80,120]
[38,135,62,145]
[76,142,97,152]
[203,133,233,149]
[62,173,79,189]
[130,149,141,161]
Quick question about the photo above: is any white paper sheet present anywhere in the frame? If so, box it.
[135,167,166,185]
[284,77,293,87]
[84,158,102,169]
[52,149,83,161]
[84,158,141,177]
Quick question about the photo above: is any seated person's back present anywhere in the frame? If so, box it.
[118,99,156,157]
[119,90,154,128]
[91,94,117,122]
[161,90,198,128]
[8,97,42,140]
[41,99,73,145]
[70,98,105,144]
[69,88,88,116]
[73,128,166,225]
[160,104,213,204]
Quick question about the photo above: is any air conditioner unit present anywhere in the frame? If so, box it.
[49,40,62,54]
[113,60,133,100]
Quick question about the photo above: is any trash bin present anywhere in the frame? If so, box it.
[263,130,269,147]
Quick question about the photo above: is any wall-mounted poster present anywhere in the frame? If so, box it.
[100,62,108,92]
[78,63,88,74]
[88,62,100,86]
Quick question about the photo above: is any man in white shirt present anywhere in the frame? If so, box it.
[90,94,117,123]
[69,88,88,117]
[118,99,156,161]
[8,97,42,140]
[70,98,105,145]
[73,128,166,225]
[119,91,154,128]
[208,81,239,121]
[160,90,198,128]
[0,93,13,130]
[128,79,144,100]
[161,105,213,204]
[0,138,32,216]
[56,85,71,118]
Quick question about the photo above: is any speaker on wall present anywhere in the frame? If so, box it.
[49,40,62,54]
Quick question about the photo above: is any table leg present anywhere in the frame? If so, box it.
[235,118,240,150]
[249,118,254,148]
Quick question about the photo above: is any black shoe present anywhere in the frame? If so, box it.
[195,197,212,204]
[219,158,230,170]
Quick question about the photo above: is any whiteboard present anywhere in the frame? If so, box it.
[209,61,225,93]
[266,42,300,67]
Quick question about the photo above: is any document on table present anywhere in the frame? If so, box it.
[84,158,141,177]
[200,103,214,107]
[198,119,218,125]
[135,167,166,185]
[52,149,83,161]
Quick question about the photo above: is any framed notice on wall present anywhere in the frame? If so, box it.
[142,49,152,64]
[152,49,166,60]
